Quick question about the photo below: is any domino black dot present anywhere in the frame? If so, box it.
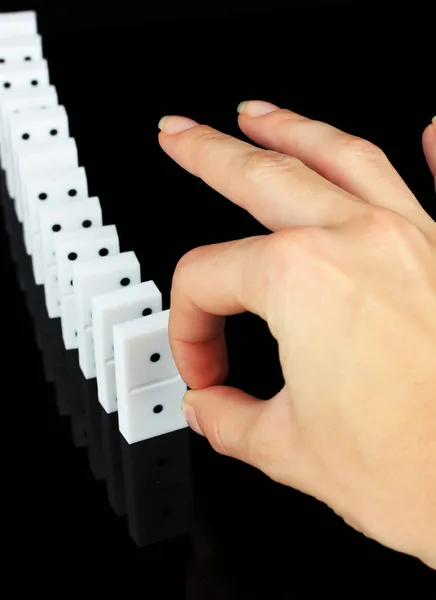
[68,189,77,197]
[120,277,130,287]
[70,280,73,287]
[52,224,61,232]
[99,248,108,256]
[153,404,163,414]
[31,79,38,86]
[38,192,47,200]
[142,308,152,316]
[75,331,77,336]
[22,133,30,140]
[0,58,5,63]
[50,128,58,136]
[82,219,92,228]
[3,82,11,89]
[150,353,160,363]
[68,252,78,261]
[24,56,31,61]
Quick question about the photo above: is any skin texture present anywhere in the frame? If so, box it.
[158,103,436,569]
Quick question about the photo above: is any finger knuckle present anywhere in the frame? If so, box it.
[364,206,410,238]
[190,127,227,168]
[337,134,387,163]
[206,420,231,457]
[172,247,202,288]
[268,227,320,262]
[243,150,302,183]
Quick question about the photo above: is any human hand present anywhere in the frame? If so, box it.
[158,102,436,568]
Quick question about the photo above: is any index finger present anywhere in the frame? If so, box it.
[169,235,271,390]
[158,116,360,231]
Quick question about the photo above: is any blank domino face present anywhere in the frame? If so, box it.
[8,104,68,200]
[55,225,120,349]
[73,251,140,379]
[16,138,78,226]
[0,35,43,64]
[39,197,103,318]
[25,166,88,283]
[0,12,37,38]
[113,309,188,443]
[93,281,163,414]
[0,85,58,165]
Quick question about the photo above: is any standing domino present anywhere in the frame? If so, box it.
[113,309,188,444]
[24,166,88,284]
[0,85,58,166]
[15,137,78,229]
[38,197,103,318]
[0,35,43,64]
[55,226,120,350]
[8,104,69,202]
[0,60,50,108]
[0,12,38,39]
[93,281,163,414]
[73,252,141,379]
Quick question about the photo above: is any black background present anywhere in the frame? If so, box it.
[1,1,435,593]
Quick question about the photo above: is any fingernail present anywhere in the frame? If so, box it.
[432,116,436,131]
[237,100,280,117]
[158,115,199,134]
[182,404,204,436]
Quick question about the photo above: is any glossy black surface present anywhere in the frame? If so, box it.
[1,5,435,592]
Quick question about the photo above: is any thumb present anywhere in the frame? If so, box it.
[422,118,436,188]
[182,385,270,464]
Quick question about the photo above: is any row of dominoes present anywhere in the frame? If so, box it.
[0,11,188,446]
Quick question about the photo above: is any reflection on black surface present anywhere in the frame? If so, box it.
[0,168,194,549]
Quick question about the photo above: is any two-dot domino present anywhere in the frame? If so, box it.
[0,12,188,446]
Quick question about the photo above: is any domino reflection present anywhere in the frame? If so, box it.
[0,171,193,549]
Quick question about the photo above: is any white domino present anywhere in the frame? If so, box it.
[73,251,141,379]
[39,197,103,318]
[15,137,78,228]
[0,85,58,166]
[23,166,88,284]
[93,281,163,414]
[0,12,37,39]
[0,59,49,103]
[8,104,69,202]
[55,225,120,350]
[113,309,188,444]
[0,34,43,65]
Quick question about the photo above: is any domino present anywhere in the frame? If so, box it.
[0,86,58,167]
[8,104,69,202]
[113,309,188,444]
[0,34,43,65]
[0,59,49,101]
[55,225,120,349]
[73,251,141,379]
[23,166,88,284]
[0,12,38,39]
[93,280,163,414]
[39,197,103,318]
[15,137,78,227]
